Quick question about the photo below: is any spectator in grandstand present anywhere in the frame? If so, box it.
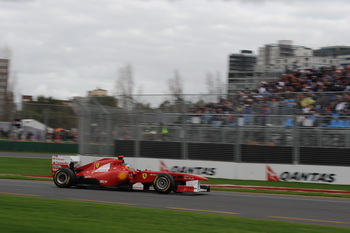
[143,124,157,140]
[258,82,268,94]
[158,122,169,141]
[185,67,350,128]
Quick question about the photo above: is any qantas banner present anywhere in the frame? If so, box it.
[126,158,350,185]
[126,158,237,179]
[68,155,350,185]
[264,164,347,184]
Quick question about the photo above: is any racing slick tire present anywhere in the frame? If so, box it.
[153,173,175,194]
[53,168,76,188]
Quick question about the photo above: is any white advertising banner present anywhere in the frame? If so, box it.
[126,157,236,179]
[262,164,349,185]
[68,155,350,185]
[125,157,350,185]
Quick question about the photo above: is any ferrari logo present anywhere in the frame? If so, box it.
[142,173,147,179]
[95,163,100,168]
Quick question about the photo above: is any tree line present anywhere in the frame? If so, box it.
[1,62,225,130]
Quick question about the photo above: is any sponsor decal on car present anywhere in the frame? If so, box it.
[142,173,147,179]
[52,156,70,165]
[118,172,127,180]
[94,163,110,172]
[266,165,336,183]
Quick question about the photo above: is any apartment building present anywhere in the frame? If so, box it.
[88,88,108,97]
[227,50,257,93]
[0,58,10,120]
[0,58,9,104]
[228,40,346,93]
[258,40,341,73]
[314,46,350,68]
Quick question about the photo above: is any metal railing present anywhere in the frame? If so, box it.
[2,92,350,166]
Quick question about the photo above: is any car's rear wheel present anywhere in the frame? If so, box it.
[53,168,76,188]
[153,173,175,194]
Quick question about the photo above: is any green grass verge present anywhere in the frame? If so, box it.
[0,157,52,176]
[1,194,349,233]
[0,175,51,181]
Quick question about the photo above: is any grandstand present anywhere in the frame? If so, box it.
[72,68,349,167]
[2,67,350,167]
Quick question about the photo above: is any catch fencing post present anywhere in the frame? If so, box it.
[292,116,299,165]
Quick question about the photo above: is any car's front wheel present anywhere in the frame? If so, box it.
[153,173,175,194]
[53,168,76,188]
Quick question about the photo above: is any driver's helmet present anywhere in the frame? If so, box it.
[123,163,135,171]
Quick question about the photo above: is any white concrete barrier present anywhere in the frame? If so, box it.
[60,155,350,185]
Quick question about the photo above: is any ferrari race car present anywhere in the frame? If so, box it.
[52,155,210,194]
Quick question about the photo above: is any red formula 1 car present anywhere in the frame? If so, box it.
[52,155,210,194]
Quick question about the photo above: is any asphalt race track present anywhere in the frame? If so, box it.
[1,179,350,228]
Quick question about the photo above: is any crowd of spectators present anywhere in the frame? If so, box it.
[0,126,77,142]
[187,67,350,127]
[47,129,78,142]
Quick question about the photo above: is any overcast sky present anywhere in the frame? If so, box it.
[1,0,350,101]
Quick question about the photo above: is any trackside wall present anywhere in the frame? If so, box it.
[125,158,350,185]
[1,140,78,153]
[64,155,350,185]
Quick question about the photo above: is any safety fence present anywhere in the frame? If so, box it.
[0,140,78,153]
[73,93,350,167]
[0,101,78,142]
[2,92,350,167]
[112,117,350,166]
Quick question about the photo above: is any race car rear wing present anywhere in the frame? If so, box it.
[52,155,81,175]
[52,155,117,176]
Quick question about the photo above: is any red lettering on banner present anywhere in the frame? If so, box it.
[266,165,280,181]
[160,160,170,172]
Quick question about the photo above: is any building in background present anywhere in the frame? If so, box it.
[0,58,10,120]
[314,46,350,68]
[228,40,346,94]
[257,40,314,72]
[0,58,9,102]
[314,45,350,58]
[337,54,350,68]
[227,50,257,93]
[88,88,108,97]
[257,40,312,66]
[257,40,341,74]
[227,50,282,94]
[22,95,33,103]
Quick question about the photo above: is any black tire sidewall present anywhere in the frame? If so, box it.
[153,173,175,194]
[53,168,75,188]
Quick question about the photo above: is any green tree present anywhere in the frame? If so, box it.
[115,64,135,109]
[22,96,77,130]
[89,96,117,107]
